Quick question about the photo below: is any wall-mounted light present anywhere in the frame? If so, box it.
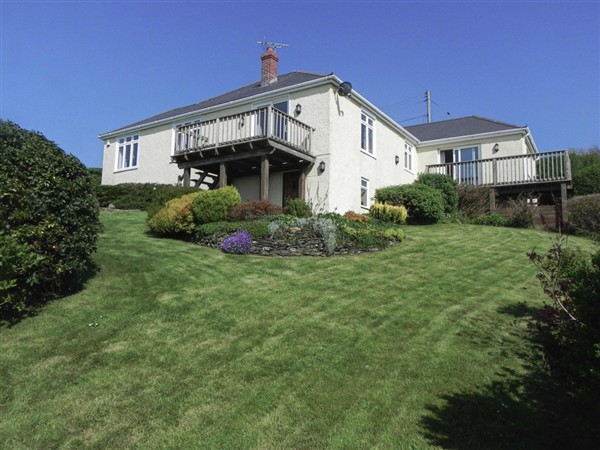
[295,103,302,115]
[318,161,326,173]
[395,155,400,165]
[493,143,500,153]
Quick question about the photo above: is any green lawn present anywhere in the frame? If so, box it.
[0,211,595,449]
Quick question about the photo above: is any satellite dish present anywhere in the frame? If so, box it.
[337,81,353,97]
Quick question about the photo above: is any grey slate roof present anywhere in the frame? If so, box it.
[404,116,525,142]
[105,71,329,135]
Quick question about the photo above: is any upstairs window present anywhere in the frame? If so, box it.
[404,143,413,171]
[117,134,139,170]
[360,112,375,155]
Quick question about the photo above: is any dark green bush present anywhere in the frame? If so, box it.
[87,168,102,186]
[191,186,242,224]
[375,184,444,224]
[226,200,283,221]
[472,213,509,227]
[415,173,459,214]
[457,184,493,218]
[94,183,199,214]
[0,120,102,315]
[568,194,600,239]
[573,164,600,196]
[283,198,312,218]
[528,239,600,405]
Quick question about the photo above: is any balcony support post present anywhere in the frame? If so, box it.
[218,163,227,188]
[299,166,309,201]
[260,155,269,201]
[560,182,568,230]
[489,188,496,212]
[182,167,191,187]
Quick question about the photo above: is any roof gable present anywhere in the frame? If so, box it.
[105,71,329,135]
[405,116,525,142]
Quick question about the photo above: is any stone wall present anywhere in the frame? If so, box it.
[196,227,387,257]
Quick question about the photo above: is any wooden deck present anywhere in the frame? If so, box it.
[173,106,313,159]
[425,150,571,187]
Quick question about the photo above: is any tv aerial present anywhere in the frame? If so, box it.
[257,40,289,50]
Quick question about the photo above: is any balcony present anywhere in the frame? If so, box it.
[172,106,314,173]
[425,150,571,188]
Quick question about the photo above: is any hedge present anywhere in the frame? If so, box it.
[375,184,444,224]
[0,120,102,316]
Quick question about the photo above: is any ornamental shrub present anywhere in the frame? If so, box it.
[283,198,312,218]
[147,192,201,236]
[338,222,404,249]
[0,120,102,315]
[528,239,600,405]
[369,203,408,224]
[458,184,493,218]
[221,230,253,254]
[415,173,459,214]
[226,200,283,221]
[507,193,537,228]
[472,213,509,227]
[191,186,241,224]
[375,184,444,224]
[568,194,600,239]
[343,211,369,222]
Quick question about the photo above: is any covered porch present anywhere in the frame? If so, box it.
[171,106,315,202]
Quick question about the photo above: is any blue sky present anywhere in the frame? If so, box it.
[2,1,599,168]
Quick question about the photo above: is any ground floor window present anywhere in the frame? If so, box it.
[117,134,139,170]
[404,143,413,171]
[361,178,369,208]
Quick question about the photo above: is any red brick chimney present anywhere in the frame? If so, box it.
[261,47,278,86]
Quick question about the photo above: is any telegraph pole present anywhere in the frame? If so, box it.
[425,90,432,123]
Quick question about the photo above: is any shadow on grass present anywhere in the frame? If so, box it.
[0,260,100,329]
[420,302,600,450]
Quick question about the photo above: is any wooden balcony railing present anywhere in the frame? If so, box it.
[174,106,313,156]
[425,150,571,187]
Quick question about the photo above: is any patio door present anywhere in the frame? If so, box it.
[441,147,479,184]
[455,147,479,184]
[283,171,300,203]
[254,100,288,140]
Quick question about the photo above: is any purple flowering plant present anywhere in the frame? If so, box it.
[220,230,253,254]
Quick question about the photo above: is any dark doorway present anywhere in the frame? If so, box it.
[283,171,300,204]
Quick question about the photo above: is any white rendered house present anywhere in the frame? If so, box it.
[99,47,571,215]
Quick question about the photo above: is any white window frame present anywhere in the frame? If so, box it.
[115,134,139,172]
[404,143,413,173]
[360,177,370,209]
[360,111,375,156]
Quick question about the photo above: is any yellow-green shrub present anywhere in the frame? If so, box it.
[369,203,408,224]
[191,186,242,224]
[147,193,201,236]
